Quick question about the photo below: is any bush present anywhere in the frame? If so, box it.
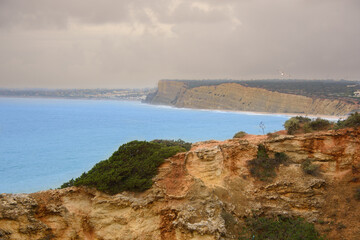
[247,145,288,181]
[284,116,311,134]
[267,132,279,138]
[294,116,312,123]
[335,112,360,129]
[60,140,189,194]
[151,139,192,151]
[233,131,247,138]
[239,216,325,240]
[284,116,333,134]
[256,144,269,159]
[274,152,289,163]
[355,187,360,201]
[304,118,331,132]
[301,159,320,176]
[284,118,301,135]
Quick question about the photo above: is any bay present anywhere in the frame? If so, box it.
[0,97,289,193]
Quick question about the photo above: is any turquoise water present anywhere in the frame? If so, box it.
[0,97,289,193]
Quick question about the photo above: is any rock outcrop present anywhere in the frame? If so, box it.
[145,80,359,116]
[1,129,360,240]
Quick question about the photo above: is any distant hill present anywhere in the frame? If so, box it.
[145,79,360,115]
[163,79,360,101]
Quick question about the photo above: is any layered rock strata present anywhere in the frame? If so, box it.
[1,129,360,239]
[146,80,359,116]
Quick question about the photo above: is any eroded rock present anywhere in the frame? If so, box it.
[1,129,359,239]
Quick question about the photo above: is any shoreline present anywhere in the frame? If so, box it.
[0,95,345,120]
[0,95,143,102]
[145,102,345,120]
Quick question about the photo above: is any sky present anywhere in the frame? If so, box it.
[0,0,359,89]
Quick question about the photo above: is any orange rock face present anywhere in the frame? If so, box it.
[1,129,360,240]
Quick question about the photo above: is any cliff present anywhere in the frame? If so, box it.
[1,129,360,240]
[146,80,359,116]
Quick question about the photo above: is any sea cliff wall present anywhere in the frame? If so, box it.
[1,128,360,240]
[146,80,359,116]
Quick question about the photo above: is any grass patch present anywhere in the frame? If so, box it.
[61,140,189,194]
[239,216,326,240]
[247,145,289,181]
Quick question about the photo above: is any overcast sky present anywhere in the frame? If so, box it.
[0,0,359,88]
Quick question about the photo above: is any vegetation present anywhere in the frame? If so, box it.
[284,116,311,134]
[239,216,326,240]
[61,140,190,194]
[284,113,360,134]
[166,79,360,103]
[247,145,289,181]
[169,79,243,89]
[267,132,279,139]
[233,131,247,138]
[284,116,333,134]
[301,159,320,176]
[305,118,332,132]
[151,139,192,151]
[355,187,360,201]
[241,79,360,102]
[335,112,360,129]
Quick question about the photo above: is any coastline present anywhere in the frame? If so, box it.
[144,102,345,120]
[0,95,143,102]
[1,95,345,120]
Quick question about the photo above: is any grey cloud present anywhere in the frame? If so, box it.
[0,0,238,29]
[0,0,359,88]
[0,0,131,29]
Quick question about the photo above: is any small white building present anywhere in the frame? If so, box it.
[354,90,360,97]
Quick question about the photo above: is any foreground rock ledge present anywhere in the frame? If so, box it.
[1,129,360,240]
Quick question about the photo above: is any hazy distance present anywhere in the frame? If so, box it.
[0,0,359,89]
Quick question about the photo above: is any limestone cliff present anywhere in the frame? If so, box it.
[1,129,360,240]
[146,80,359,116]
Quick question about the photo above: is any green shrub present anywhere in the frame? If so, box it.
[274,152,289,163]
[256,144,268,159]
[61,140,189,194]
[61,178,75,188]
[284,116,333,134]
[247,145,288,181]
[355,187,360,201]
[151,139,192,151]
[304,118,331,132]
[294,116,312,123]
[267,132,279,138]
[301,159,320,176]
[335,112,360,129]
[284,118,301,135]
[233,131,247,138]
[239,216,325,240]
[284,116,311,134]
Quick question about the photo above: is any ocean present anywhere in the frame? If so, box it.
[0,97,290,193]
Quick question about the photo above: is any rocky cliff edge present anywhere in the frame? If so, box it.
[1,129,360,240]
